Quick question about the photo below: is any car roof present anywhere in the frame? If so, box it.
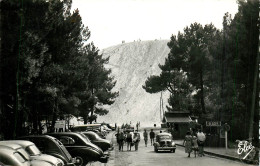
[0,142,23,149]
[0,145,16,155]
[81,131,95,134]
[74,124,101,127]
[157,132,172,136]
[46,132,77,135]
[0,140,34,147]
[21,135,56,140]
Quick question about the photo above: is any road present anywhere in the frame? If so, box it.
[88,131,255,166]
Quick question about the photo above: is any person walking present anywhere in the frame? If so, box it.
[126,131,133,151]
[149,129,155,146]
[192,134,199,157]
[197,129,206,157]
[133,132,140,151]
[143,129,148,147]
[118,131,125,151]
[183,131,193,157]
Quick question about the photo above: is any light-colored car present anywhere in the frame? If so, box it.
[0,145,52,166]
[153,132,176,153]
[0,140,64,166]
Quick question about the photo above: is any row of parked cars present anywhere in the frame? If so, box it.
[0,124,114,166]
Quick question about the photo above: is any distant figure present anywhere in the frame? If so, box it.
[183,131,193,157]
[133,132,140,151]
[197,129,206,157]
[149,129,155,146]
[143,129,148,147]
[126,131,133,151]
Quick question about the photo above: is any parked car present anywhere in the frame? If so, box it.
[90,129,106,139]
[123,125,135,133]
[107,124,116,131]
[80,131,113,152]
[0,140,64,166]
[46,132,108,165]
[19,135,76,166]
[0,144,52,166]
[71,124,101,132]
[101,125,111,133]
[153,132,176,153]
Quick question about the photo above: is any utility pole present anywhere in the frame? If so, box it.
[160,91,162,121]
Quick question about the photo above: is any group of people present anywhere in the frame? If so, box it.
[116,130,141,151]
[116,128,156,151]
[183,129,206,157]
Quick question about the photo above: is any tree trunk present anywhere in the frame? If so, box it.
[199,71,206,113]
[248,47,259,141]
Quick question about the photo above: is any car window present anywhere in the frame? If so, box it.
[159,135,171,139]
[85,133,95,140]
[17,148,30,161]
[53,138,72,160]
[14,152,27,163]
[25,145,41,156]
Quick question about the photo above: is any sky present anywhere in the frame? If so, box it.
[71,0,239,49]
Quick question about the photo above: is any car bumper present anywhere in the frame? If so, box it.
[99,152,109,163]
[65,163,76,166]
[157,147,176,150]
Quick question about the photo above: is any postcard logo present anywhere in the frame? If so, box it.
[237,140,255,160]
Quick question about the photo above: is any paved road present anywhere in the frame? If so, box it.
[88,132,255,166]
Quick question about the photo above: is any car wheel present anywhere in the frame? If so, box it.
[154,147,158,152]
[171,149,175,153]
[75,156,84,166]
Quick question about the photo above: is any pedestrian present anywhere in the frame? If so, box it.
[149,129,155,146]
[118,131,125,151]
[197,129,206,157]
[143,129,148,147]
[183,131,193,157]
[126,131,133,151]
[192,134,199,157]
[133,131,140,151]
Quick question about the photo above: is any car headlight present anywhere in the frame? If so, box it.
[171,142,175,146]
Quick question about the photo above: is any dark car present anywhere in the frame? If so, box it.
[46,132,108,165]
[71,125,106,139]
[153,133,176,153]
[80,131,113,152]
[19,135,76,166]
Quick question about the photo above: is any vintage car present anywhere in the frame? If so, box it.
[19,135,76,166]
[71,125,106,139]
[80,131,113,151]
[0,140,64,166]
[46,132,108,165]
[0,145,52,166]
[153,132,176,153]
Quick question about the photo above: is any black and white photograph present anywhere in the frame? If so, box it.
[0,0,259,166]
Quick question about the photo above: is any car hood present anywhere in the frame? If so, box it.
[95,138,110,144]
[31,154,62,165]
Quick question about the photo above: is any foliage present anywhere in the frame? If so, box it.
[0,0,118,138]
[143,0,259,144]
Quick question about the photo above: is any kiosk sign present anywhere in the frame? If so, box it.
[206,121,221,127]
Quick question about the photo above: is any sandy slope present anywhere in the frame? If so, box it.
[97,40,170,126]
